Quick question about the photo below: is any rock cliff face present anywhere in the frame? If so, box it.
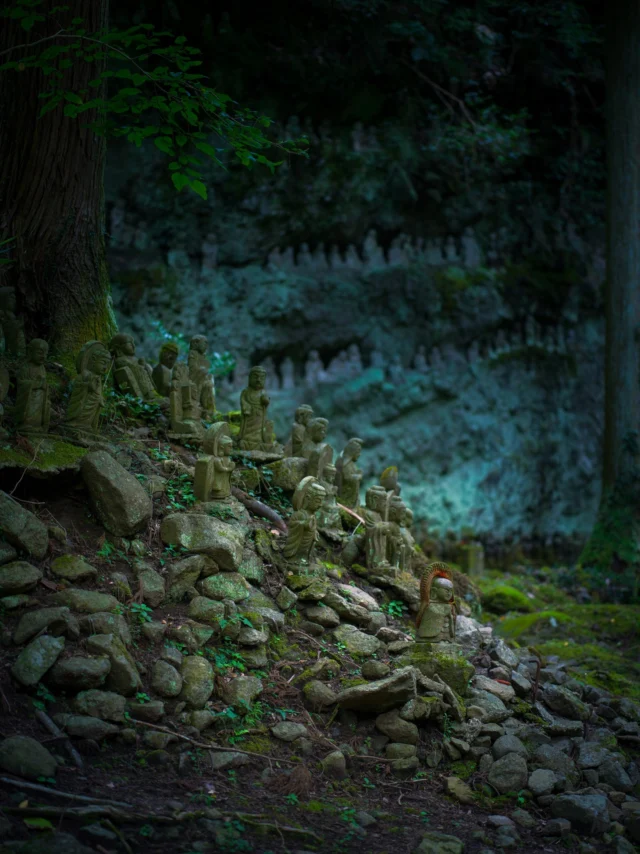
[107,136,605,542]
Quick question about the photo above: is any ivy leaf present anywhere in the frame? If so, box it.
[64,91,83,104]
[189,179,207,200]
[154,136,174,155]
[171,172,189,192]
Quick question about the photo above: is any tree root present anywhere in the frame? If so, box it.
[0,776,132,808]
[35,708,84,771]
[232,486,288,533]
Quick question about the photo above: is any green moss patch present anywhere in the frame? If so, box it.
[0,438,87,473]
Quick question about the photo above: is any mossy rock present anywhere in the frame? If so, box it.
[400,643,474,697]
[238,735,272,754]
[481,584,534,615]
[0,437,87,474]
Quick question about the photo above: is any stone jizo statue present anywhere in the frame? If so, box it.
[65,341,112,436]
[287,404,314,457]
[302,417,330,461]
[152,342,179,397]
[0,287,25,357]
[109,333,157,401]
[194,422,235,501]
[169,362,203,439]
[283,476,326,566]
[188,335,216,421]
[238,366,277,452]
[15,338,51,435]
[335,437,363,509]
[318,463,341,530]
[281,357,296,390]
[364,485,394,571]
[415,563,456,643]
[304,351,323,388]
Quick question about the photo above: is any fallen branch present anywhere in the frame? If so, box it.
[0,776,132,808]
[232,486,288,533]
[35,709,84,771]
[336,503,365,526]
[132,720,297,765]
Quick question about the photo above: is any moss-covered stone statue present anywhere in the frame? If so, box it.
[238,366,278,452]
[302,417,330,461]
[194,422,235,501]
[387,496,412,573]
[317,463,342,531]
[415,563,456,643]
[15,339,51,435]
[65,341,112,436]
[0,287,25,357]
[169,362,203,439]
[364,484,394,572]
[286,404,314,457]
[188,335,216,421]
[109,333,157,401]
[380,465,401,496]
[152,342,179,397]
[335,437,363,509]
[283,476,326,567]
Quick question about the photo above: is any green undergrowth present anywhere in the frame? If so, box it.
[0,437,87,471]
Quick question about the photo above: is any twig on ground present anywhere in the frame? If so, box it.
[35,709,84,771]
[0,776,132,808]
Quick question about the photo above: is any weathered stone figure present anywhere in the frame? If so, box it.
[335,437,363,509]
[65,341,112,436]
[281,357,296,390]
[387,496,413,573]
[414,345,428,373]
[188,335,216,421]
[152,342,179,397]
[380,465,401,496]
[302,417,331,464]
[287,404,314,457]
[110,333,156,401]
[304,350,324,388]
[346,343,363,378]
[194,422,236,501]
[169,362,203,438]
[364,485,394,571]
[415,563,456,643]
[0,287,25,357]
[283,476,326,566]
[318,464,342,530]
[238,366,276,451]
[15,339,51,435]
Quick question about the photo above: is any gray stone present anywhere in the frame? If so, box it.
[492,734,529,761]
[141,620,166,644]
[13,606,79,644]
[336,665,416,713]
[0,735,57,780]
[53,713,119,740]
[467,689,512,723]
[152,660,183,698]
[50,655,111,691]
[190,709,215,731]
[199,572,250,602]
[527,768,556,796]
[180,655,214,708]
[0,561,42,595]
[209,751,251,771]
[510,672,531,697]
[137,567,165,607]
[86,634,142,696]
[238,549,264,583]
[474,674,516,703]
[551,793,611,834]
[73,689,126,722]
[487,753,528,794]
[543,684,590,721]
[303,680,337,710]
[543,817,571,837]
[219,675,263,708]
[414,831,464,854]
[531,744,579,786]
[362,660,390,680]
[599,756,633,792]
[276,586,297,610]
[81,451,152,536]
[305,604,340,628]
[79,611,131,645]
[489,639,518,670]
[386,742,418,760]
[321,750,347,779]
[161,513,245,570]
[50,588,120,614]
[188,595,225,624]
[271,721,308,741]
[166,555,208,602]
[50,555,98,581]
[269,456,308,490]
[333,623,382,656]
[128,699,165,722]
[375,709,419,744]
[0,491,49,558]
[12,635,65,686]
[577,742,611,769]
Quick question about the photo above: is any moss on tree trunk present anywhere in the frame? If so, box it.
[0,0,116,359]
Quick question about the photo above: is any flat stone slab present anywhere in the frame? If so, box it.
[231,450,284,465]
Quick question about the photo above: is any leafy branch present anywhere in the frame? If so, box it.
[1,0,309,198]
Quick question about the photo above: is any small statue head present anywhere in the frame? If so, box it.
[203,422,233,457]
[309,350,320,362]
[190,335,208,354]
[77,341,111,376]
[365,484,388,512]
[109,333,135,358]
[294,404,314,425]
[348,343,360,358]
[307,417,328,442]
[389,496,407,524]
[0,287,17,313]
[323,464,337,486]
[248,366,267,390]
[403,508,414,528]
[380,465,399,493]
[159,342,179,368]
[432,576,454,603]
[27,338,48,365]
[293,476,326,513]
[344,437,363,461]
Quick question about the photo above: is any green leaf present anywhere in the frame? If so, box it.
[194,140,218,159]
[189,179,207,200]
[24,818,54,830]
[155,136,174,155]
[171,172,189,192]
[38,95,62,117]
[64,91,83,104]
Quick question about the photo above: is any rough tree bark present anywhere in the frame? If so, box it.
[0,0,116,358]
[602,0,640,491]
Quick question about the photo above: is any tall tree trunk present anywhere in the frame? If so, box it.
[603,0,640,490]
[0,0,116,359]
